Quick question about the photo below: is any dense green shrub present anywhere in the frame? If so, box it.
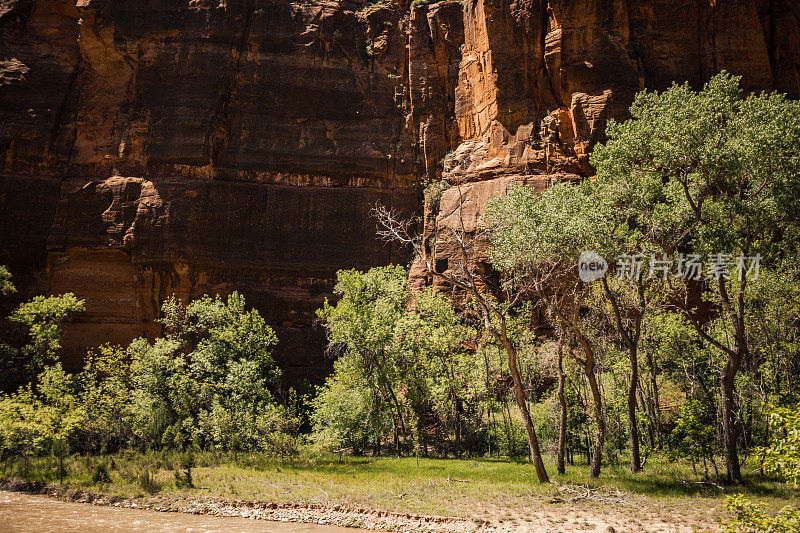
[760,406,800,487]
[721,494,800,533]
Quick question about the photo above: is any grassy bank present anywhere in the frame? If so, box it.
[4,450,798,530]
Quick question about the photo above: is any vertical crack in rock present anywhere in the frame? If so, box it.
[205,0,256,169]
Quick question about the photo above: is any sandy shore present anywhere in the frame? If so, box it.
[1,479,491,532]
[0,478,718,532]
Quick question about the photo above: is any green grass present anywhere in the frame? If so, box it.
[4,451,798,525]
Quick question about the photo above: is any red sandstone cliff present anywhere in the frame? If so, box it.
[412,0,800,292]
[0,0,797,380]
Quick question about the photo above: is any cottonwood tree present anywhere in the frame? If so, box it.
[590,271,666,473]
[591,72,800,483]
[483,180,614,478]
[393,287,480,457]
[317,266,411,454]
[375,185,550,483]
[1,293,85,391]
[130,292,281,451]
[316,266,481,457]
[484,174,671,475]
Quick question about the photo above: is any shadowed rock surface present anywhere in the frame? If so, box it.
[0,0,797,380]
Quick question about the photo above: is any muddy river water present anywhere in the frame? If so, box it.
[0,491,358,533]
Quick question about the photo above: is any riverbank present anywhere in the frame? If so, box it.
[1,479,488,532]
[2,453,797,532]
[0,490,355,533]
[0,478,701,532]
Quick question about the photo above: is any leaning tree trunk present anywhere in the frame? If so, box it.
[501,334,549,483]
[577,335,605,478]
[585,365,605,478]
[557,334,567,475]
[628,345,642,473]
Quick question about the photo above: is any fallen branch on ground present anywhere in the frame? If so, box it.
[445,476,474,483]
[552,482,640,507]
[679,480,724,490]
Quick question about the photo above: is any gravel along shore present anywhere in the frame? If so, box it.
[0,478,719,532]
[0,479,491,532]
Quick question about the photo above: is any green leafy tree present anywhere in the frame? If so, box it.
[130,292,280,451]
[483,180,614,478]
[315,269,482,458]
[0,387,57,473]
[8,293,85,373]
[376,200,551,481]
[394,288,479,456]
[1,293,85,391]
[591,72,800,482]
[317,266,410,453]
[312,357,392,455]
[746,265,800,404]
[760,406,800,487]
[0,265,15,296]
[78,345,134,452]
[129,337,184,446]
[0,363,86,475]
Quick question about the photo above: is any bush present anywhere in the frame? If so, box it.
[174,451,195,488]
[669,400,718,477]
[137,470,162,494]
[721,494,800,533]
[92,462,112,484]
[759,406,800,487]
[0,265,14,296]
[423,179,449,209]
[312,361,392,455]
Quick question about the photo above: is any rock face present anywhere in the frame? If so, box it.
[413,0,800,292]
[0,0,449,379]
[0,0,798,380]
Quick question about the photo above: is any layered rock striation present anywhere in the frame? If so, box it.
[0,0,458,379]
[414,0,800,292]
[0,0,797,380]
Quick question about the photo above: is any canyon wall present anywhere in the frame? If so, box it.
[0,0,460,380]
[414,0,800,292]
[0,0,797,380]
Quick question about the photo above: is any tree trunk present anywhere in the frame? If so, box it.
[600,277,642,473]
[628,345,642,473]
[577,335,604,478]
[453,394,462,458]
[557,335,567,475]
[646,349,661,447]
[716,275,746,484]
[586,367,605,478]
[721,359,742,483]
[502,335,549,483]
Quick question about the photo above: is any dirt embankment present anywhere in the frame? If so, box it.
[0,478,721,532]
[1,479,492,532]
